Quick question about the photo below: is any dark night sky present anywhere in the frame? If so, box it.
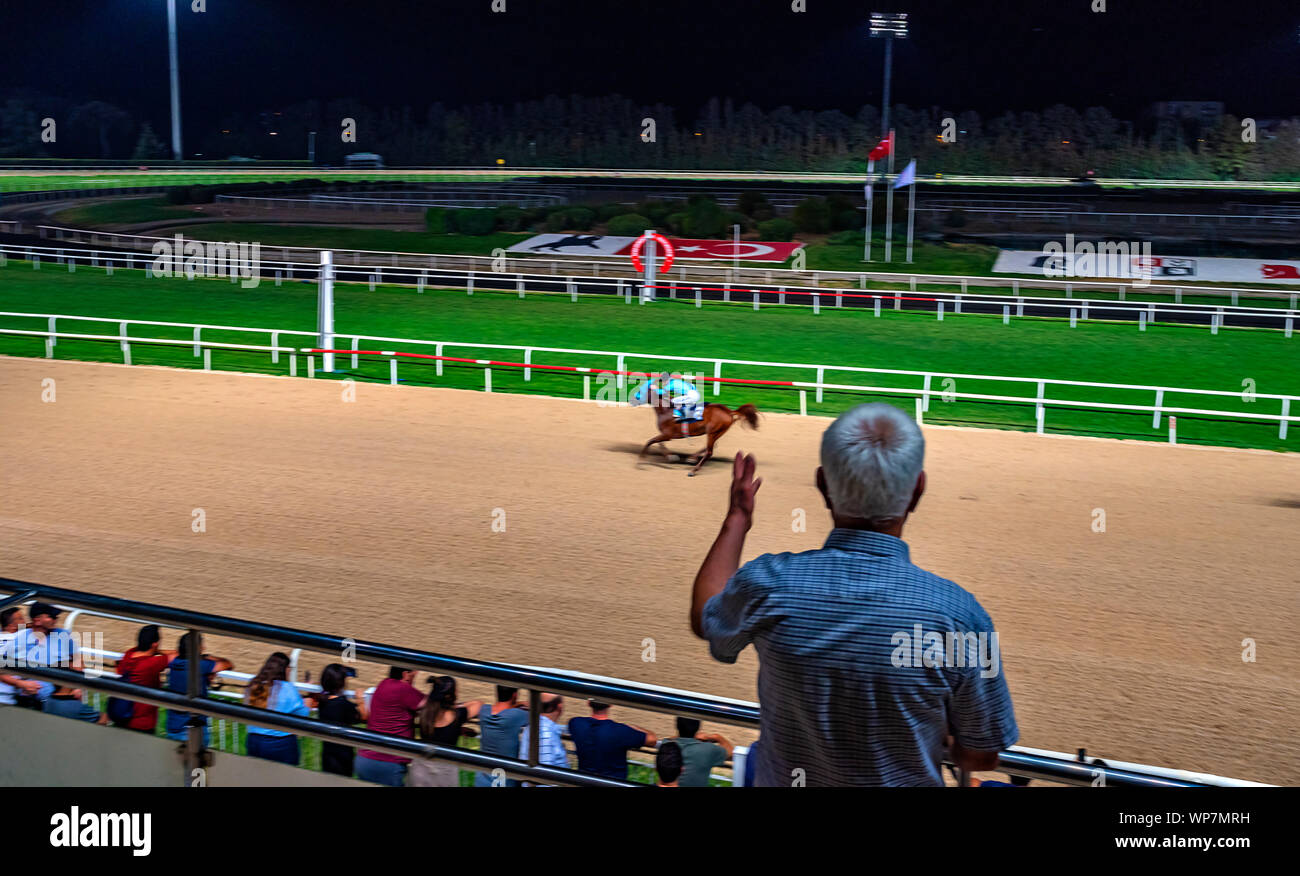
[4,0,1299,133]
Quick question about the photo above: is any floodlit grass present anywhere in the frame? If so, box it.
[51,196,197,226]
[0,259,1294,451]
[175,223,533,256]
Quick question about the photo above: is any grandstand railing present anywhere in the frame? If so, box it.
[1,313,1296,443]
[0,579,1257,787]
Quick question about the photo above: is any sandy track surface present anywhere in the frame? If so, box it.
[2,356,1297,783]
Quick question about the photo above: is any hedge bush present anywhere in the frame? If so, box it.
[757,218,796,241]
[605,213,654,236]
[791,197,832,233]
[453,208,496,235]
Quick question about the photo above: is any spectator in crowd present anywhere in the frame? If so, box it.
[691,404,1019,786]
[566,700,656,782]
[243,651,311,765]
[656,741,684,787]
[165,632,234,745]
[669,718,733,787]
[518,693,568,777]
[472,686,531,787]
[312,663,368,778]
[355,666,427,787]
[7,603,107,723]
[1,607,23,638]
[107,625,176,733]
[408,676,483,787]
[0,607,36,709]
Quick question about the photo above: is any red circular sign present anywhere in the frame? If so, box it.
[630,232,675,274]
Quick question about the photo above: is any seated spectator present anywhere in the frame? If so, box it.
[408,676,483,787]
[669,717,733,787]
[0,606,36,709]
[107,625,176,733]
[312,663,368,778]
[0,606,23,639]
[472,686,531,787]
[164,632,234,745]
[243,652,310,766]
[656,741,683,787]
[690,405,1019,786]
[355,666,427,787]
[518,694,568,778]
[566,700,656,782]
[7,603,106,723]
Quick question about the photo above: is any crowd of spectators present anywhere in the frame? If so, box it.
[0,404,1018,787]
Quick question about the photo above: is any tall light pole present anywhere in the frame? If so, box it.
[869,13,908,137]
[166,0,183,161]
[866,12,908,262]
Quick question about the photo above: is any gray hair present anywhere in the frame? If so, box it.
[820,403,925,523]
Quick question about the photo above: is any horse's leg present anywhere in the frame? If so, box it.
[640,432,672,460]
[689,419,728,476]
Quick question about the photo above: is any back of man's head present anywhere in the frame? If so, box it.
[656,741,684,785]
[589,700,609,714]
[820,403,925,525]
[136,624,161,652]
[676,717,700,739]
[541,694,563,715]
[496,685,518,703]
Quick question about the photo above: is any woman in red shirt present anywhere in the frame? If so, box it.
[110,625,176,733]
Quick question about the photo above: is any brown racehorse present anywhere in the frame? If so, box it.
[638,384,759,476]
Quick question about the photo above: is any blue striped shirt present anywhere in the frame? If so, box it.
[703,529,1018,787]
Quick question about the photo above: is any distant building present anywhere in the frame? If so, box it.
[344,152,384,168]
[1150,101,1225,124]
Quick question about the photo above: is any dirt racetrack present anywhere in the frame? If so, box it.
[2,355,1298,784]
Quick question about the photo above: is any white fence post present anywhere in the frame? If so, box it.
[1281,399,1291,441]
[1152,389,1164,429]
[524,348,532,382]
[713,360,722,396]
[816,367,825,403]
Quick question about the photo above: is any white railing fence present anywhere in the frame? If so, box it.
[1,312,1295,444]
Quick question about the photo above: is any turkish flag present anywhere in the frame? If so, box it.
[868,137,892,162]
[666,238,805,263]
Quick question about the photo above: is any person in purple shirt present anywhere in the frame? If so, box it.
[566,700,657,782]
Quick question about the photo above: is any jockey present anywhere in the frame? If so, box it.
[656,371,703,422]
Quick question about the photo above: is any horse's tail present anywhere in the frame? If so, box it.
[732,404,760,430]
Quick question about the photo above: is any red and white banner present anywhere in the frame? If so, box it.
[509,234,803,263]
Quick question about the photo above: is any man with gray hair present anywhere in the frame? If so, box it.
[690,403,1018,786]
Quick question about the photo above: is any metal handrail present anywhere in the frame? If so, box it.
[0,579,1246,787]
[8,665,633,788]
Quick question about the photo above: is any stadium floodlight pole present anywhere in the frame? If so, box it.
[866,13,907,262]
[869,13,908,137]
[166,0,183,161]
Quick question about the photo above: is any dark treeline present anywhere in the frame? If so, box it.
[4,91,1298,181]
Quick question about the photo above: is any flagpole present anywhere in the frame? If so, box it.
[864,159,875,262]
[885,128,896,262]
[905,174,916,264]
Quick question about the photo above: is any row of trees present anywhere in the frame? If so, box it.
[4,91,1298,180]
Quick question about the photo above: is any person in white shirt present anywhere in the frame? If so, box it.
[518,693,568,781]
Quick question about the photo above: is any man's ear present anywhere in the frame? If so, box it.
[907,471,927,514]
[816,466,834,512]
